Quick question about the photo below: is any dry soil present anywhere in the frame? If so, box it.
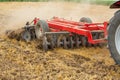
[0,2,120,80]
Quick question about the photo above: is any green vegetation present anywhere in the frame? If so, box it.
[0,0,49,1]
[0,0,115,6]
[90,0,115,6]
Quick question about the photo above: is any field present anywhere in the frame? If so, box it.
[0,2,120,80]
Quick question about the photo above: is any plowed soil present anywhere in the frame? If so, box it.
[0,2,120,80]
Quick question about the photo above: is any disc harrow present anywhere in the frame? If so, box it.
[6,17,108,51]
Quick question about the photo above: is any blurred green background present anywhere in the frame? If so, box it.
[0,0,116,6]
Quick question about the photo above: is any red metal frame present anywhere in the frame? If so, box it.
[35,17,108,44]
[48,17,108,44]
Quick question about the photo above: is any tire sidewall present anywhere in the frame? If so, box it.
[108,11,120,64]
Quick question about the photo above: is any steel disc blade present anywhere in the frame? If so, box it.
[50,36,55,49]
[69,37,74,49]
[43,36,48,52]
[63,37,68,49]
[57,37,61,48]
[53,35,57,47]
[97,33,104,47]
[21,31,31,42]
[75,35,80,48]
[81,36,87,47]
[92,33,98,47]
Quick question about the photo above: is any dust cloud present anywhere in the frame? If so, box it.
[0,2,117,34]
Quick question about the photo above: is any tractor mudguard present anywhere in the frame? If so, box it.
[110,1,120,8]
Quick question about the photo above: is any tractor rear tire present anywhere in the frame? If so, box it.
[108,11,120,64]
[80,17,92,23]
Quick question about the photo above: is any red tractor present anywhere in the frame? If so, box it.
[108,1,120,65]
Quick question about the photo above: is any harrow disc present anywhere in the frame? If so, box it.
[43,36,48,52]
[97,33,104,47]
[63,36,68,49]
[57,38,61,48]
[92,33,99,47]
[21,30,31,42]
[52,35,58,47]
[49,35,55,49]
[69,36,74,49]
[81,36,88,47]
[57,35,63,48]
[75,35,81,48]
